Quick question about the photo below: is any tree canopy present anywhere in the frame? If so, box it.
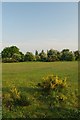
[1,46,80,63]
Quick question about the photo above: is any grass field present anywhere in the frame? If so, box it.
[2,61,79,118]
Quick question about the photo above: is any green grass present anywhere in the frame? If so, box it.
[2,61,78,118]
[2,61,78,88]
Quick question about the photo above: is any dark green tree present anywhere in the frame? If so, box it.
[1,46,24,62]
[24,52,35,61]
[57,51,61,61]
[1,47,11,58]
[18,52,24,62]
[74,50,80,61]
[39,50,47,61]
[35,50,40,61]
[61,49,75,61]
[1,46,20,58]
[9,46,20,57]
[35,50,38,56]
[47,49,58,62]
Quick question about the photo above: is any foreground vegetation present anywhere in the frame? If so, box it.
[2,61,79,118]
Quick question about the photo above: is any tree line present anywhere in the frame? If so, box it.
[0,46,80,63]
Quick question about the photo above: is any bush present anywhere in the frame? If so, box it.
[2,58,18,63]
[38,75,67,92]
[37,74,78,109]
[3,86,31,111]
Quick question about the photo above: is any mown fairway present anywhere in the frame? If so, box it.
[2,62,78,118]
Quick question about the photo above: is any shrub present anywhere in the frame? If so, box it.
[38,75,67,92]
[2,58,18,63]
[3,93,14,110]
[3,86,31,111]
[37,74,78,109]
[10,86,31,106]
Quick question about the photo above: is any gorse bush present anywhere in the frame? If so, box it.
[38,74,78,109]
[10,86,21,101]
[2,74,78,118]
[3,86,31,111]
[38,75,67,94]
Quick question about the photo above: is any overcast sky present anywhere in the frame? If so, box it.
[1,2,78,53]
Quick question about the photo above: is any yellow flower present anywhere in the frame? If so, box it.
[55,79,59,84]
[58,79,62,85]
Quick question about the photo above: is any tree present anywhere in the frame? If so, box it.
[57,51,61,61]
[39,50,47,61]
[24,52,35,61]
[35,50,40,61]
[35,50,38,56]
[74,50,80,61]
[9,46,20,57]
[47,49,58,62]
[1,46,20,58]
[19,52,24,62]
[1,46,79,62]
[61,49,75,61]
[1,47,11,58]
[12,53,21,62]
[1,46,24,62]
